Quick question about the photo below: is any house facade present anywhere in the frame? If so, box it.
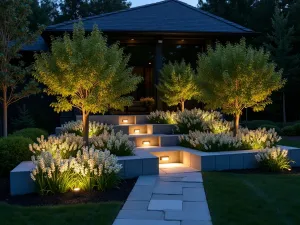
[25,0,255,114]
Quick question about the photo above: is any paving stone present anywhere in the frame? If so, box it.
[127,185,153,201]
[181,221,213,225]
[183,188,206,201]
[148,200,182,211]
[182,173,203,183]
[113,219,180,225]
[152,194,184,200]
[136,176,157,186]
[161,167,198,174]
[122,201,149,210]
[153,182,183,194]
[159,176,183,182]
[117,210,164,220]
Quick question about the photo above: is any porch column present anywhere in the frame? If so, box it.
[154,40,163,110]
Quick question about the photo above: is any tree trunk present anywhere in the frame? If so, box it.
[234,113,240,136]
[3,89,8,137]
[283,92,287,125]
[181,101,185,112]
[82,112,89,146]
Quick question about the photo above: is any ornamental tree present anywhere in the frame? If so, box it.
[0,0,41,137]
[33,23,142,144]
[157,60,199,111]
[196,39,285,135]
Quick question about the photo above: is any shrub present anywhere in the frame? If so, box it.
[282,125,297,136]
[238,128,281,150]
[242,120,277,130]
[175,109,231,134]
[12,128,48,141]
[61,120,113,137]
[90,130,135,156]
[140,97,155,108]
[0,136,33,176]
[31,147,122,194]
[255,147,294,172]
[30,133,84,158]
[259,124,281,134]
[147,110,175,124]
[179,131,242,152]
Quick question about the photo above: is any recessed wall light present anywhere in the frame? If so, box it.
[131,38,135,41]
[122,119,128,123]
[73,187,80,192]
[134,129,140,133]
[143,141,150,145]
[160,156,169,161]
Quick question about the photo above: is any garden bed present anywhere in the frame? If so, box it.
[0,176,136,206]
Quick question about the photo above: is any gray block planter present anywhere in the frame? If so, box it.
[10,151,158,196]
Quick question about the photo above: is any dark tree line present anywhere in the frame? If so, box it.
[29,0,131,30]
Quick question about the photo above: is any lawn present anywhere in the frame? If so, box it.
[279,138,300,148]
[1,202,121,225]
[203,172,300,225]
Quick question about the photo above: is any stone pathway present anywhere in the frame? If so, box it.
[113,164,212,225]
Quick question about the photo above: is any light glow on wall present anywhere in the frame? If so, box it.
[160,156,169,161]
[143,141,150,145]
[134,129,140,134]
[122,119,128,123]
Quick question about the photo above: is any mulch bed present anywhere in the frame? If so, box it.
[223,167,300,175]
[0,177,136,206]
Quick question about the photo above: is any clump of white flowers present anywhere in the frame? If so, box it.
[90,130,135,156]
[238,128,281,150]
[175,109,231,134]
[180,127,281,152]
[29,133,84,158]
[255,147,294,172]
[61,120,113,137]
[30,147,122,194]
[147,110,176,124]
[179,131,242,151]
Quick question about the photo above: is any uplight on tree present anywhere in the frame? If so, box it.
[196,39,285,135]
[33,23,142,144]
[157,60,199,112]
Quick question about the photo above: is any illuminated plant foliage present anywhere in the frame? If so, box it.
[157,60,199,112]
[196,39,285,135]
[33,22,142,144]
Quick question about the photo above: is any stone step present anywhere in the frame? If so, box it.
[76,115,149,125]
[113,124,176,135]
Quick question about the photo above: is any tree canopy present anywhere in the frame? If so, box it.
[196,40,286,134]
[33,23,142,143]
[157,60,199,111]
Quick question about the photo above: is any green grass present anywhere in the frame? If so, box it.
[0,202,122,225]
[203,172,300,225]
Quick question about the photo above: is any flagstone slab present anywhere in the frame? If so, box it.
[152,194,184,200]
[183,188,207,201]
[127,185,153,201]
[136,175,157,186]
[122,201,149,210]
[181,221,213,225]
[113,219,180,225]
[153,182,183,194]
[117,210,164,220]
[148,200,182,211]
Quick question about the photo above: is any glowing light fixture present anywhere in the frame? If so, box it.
[73,187,80,192]
[181,39,185,42]
[134,129,140,134]
[131,38,135,41]
[149,62,152,65]
[143,141,150,145]
[122,119,128,123]
[160,156,169,161]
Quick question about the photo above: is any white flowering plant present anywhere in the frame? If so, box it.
[90,130,135,156]
[255,147,294,172]
[61,120,113,137]
[179,131,242,152]
[238,128,281,150]
[175,109,231,134]
[29,133,84,159]
[147,110,176,124]
[30,147,122,194]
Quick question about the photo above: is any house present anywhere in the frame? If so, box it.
[25,0,255,114]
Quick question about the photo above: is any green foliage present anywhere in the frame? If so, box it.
[255,147,294,172]
[11,105,35,131]
[0,0,41,136]
[157,60,199,111]
[140,97,155,108]
[242,120,277,129]
[259,124,282,134]
[33,23,142,142]
[0,136,33,176]
[282,123,300,136]
[196,39,286,133]
[12,128,49,141]
[147,110,176,124]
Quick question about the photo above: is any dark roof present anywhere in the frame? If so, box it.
[21,36,48,51]
[46,0,253,34]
